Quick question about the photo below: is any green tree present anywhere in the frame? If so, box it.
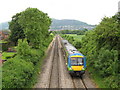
[2,7,53,88]
[18,8,51,49]
[9,13,25,45]
[80,14,120,88]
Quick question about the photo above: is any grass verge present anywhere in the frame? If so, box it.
[65,34,84,41]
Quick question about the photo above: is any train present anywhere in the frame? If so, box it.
[62,39,86,76]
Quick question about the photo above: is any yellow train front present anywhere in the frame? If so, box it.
[67,53,86,76]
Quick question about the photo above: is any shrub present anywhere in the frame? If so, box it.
[73,41,81,49]
[80,15,120,88]
[2,57,34,88]
[17,39,44,65]
[17,39,31,56]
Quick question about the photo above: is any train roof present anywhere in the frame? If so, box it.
[62,39,83,55]
[65,43,78,54]
[69,53,84,57]
[62,40,68,44]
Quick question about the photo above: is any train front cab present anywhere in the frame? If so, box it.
[67,53,86,76]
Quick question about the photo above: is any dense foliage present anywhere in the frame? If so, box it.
[61,13,120,88]
[2,8,53,88]
[80,14,120,88]
[52,29,88,35]
[9,8,51,48]
[18,8,51,49]
[2,57,34,88]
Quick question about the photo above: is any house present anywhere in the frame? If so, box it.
[0,30,10,40]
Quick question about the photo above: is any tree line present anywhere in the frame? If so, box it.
[2,8,52,88]
[80,13,120,88]
[52,29,88,35]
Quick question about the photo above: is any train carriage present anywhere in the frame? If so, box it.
[62,39,86,76]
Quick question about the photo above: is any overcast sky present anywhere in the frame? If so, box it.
[0,0,120,25]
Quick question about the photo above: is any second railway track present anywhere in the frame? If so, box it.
[35,35,96,89]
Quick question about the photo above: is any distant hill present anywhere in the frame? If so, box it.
[50,19,95,31]
[0,22,9,30]
[0,19,95,31]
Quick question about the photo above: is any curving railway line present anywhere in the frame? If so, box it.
[35,35,96,89]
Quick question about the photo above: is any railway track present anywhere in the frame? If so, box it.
[35,35,96,88]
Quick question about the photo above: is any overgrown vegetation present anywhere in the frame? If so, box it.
[80,14,120,88]
[2,8,53,88]
[61,13,120,88]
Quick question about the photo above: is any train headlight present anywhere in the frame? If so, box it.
[70,67,72,70]
[68,67,73,71]
[82,67,85,70]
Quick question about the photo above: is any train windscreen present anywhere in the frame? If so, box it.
[71,57,83,66]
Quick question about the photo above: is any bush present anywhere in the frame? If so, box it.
[2,38,44,88]
[73,41,81,49]
[17,39,44,65]
[17,39,31,56]
[80,15,120,88]
[2,57,34,88]
[19,49,44,65]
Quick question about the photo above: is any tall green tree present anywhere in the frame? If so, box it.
[9,13,25,45]
[9,8,51,48]
[18,8,51,49]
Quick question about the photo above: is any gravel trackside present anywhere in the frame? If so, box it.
[35,35,97,89]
